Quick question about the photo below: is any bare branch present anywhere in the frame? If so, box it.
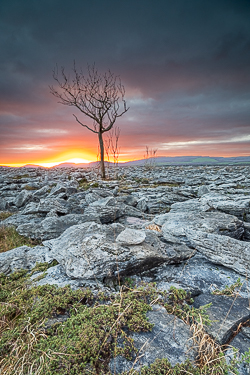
[50,62,129,178]
[73,115,98,133]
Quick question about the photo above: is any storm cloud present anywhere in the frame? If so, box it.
[1,0,250,164]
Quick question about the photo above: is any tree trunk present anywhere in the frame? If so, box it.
[98,131,106,179]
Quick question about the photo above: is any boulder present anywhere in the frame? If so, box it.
[155,253,249,298]
[14,190,32,208]
[43,222,194,280]
[37,198,68,214]
[160,211,244,244]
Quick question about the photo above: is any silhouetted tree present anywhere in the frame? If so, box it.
[50,63,129,178]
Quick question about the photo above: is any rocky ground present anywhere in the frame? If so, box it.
[0,164,250,374]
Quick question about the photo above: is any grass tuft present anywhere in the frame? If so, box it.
[0,212,13,221]
[0,226,40,253]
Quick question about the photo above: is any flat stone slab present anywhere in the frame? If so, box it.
[116,228,146,245]
[193,293,250,344]
[186,230,250,276]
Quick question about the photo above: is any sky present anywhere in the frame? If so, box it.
[1,0,250,166]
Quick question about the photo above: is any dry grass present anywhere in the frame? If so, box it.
[145,224,161,232]
[0,226,38,253]
[0,211,13,221]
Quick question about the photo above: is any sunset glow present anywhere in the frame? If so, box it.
[1,1,250,166]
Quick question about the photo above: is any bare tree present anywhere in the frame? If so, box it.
[50,63,129,178]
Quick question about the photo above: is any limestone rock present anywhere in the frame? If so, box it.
[193,293,250,345]
[110,304,195,373]
[43,222,194,280]
[186,229,250,275]
[0,245,53,275]
[116,228,146,245]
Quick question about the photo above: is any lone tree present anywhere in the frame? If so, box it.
[50,63,129,178]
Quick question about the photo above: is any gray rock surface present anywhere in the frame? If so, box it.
[110,304,195,373]
[186,229,250,276]
[0,245,53,274]
[43,222,194,279]
[17,213,99,240]
[193,293,250,344]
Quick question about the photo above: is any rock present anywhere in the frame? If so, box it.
[197,185,210,197]
[37,198,68,214]
[0,197,9,210]
[200,193,250,220]
[113,186,119,196]
[193,293,250,344]
[32,185,50,198]
[85,192,101,204]
[1,213,43,227]
[160,211,244,245]
[136,197,148,212]
[109,304,195,373]
[243,222,250,241]
[43,222,194,280]
[155,253,249,298]
[186,229,250,276]
[90,196,116,207]
[229,327,250,355]
[17,213,100,240]
[14,190,32,208]
[116,228,146,245]
[0,245,53,275]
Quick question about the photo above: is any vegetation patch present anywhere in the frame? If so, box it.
[164,286,212,326]
[0,211,13,221]
[23,184,37,190]
[212,278,243,297]
[12,174,30,179]
[0,226,40,253]
[0,270,248,374]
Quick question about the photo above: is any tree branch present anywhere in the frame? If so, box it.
[73,115,98,133]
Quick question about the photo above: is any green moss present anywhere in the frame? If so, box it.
[0,271,247,375]
[164,286,212,326]
[0,271,158,374]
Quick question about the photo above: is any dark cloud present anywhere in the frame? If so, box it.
[0,0,250,162]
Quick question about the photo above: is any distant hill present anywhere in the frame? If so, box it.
[122,156,250,166]
[2,156,250,169]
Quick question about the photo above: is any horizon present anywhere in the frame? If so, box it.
[2,154,250,169]
[1,0,250,164]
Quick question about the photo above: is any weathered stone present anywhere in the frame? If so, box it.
[0,245,53,275]
[84,205,124,224]
[1,213,43,227]
[17,213,100,240]
[160,211,244,244]
[197,185,210,197]
[116,228,146,245]
[37,198,68,214]
[136,197,148,212]
[155,253,249,298]
[186,229,250,275]
[109,304,195,373]
[43,222,194,280]
[14,190,32,208]
[193,293,250,344]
